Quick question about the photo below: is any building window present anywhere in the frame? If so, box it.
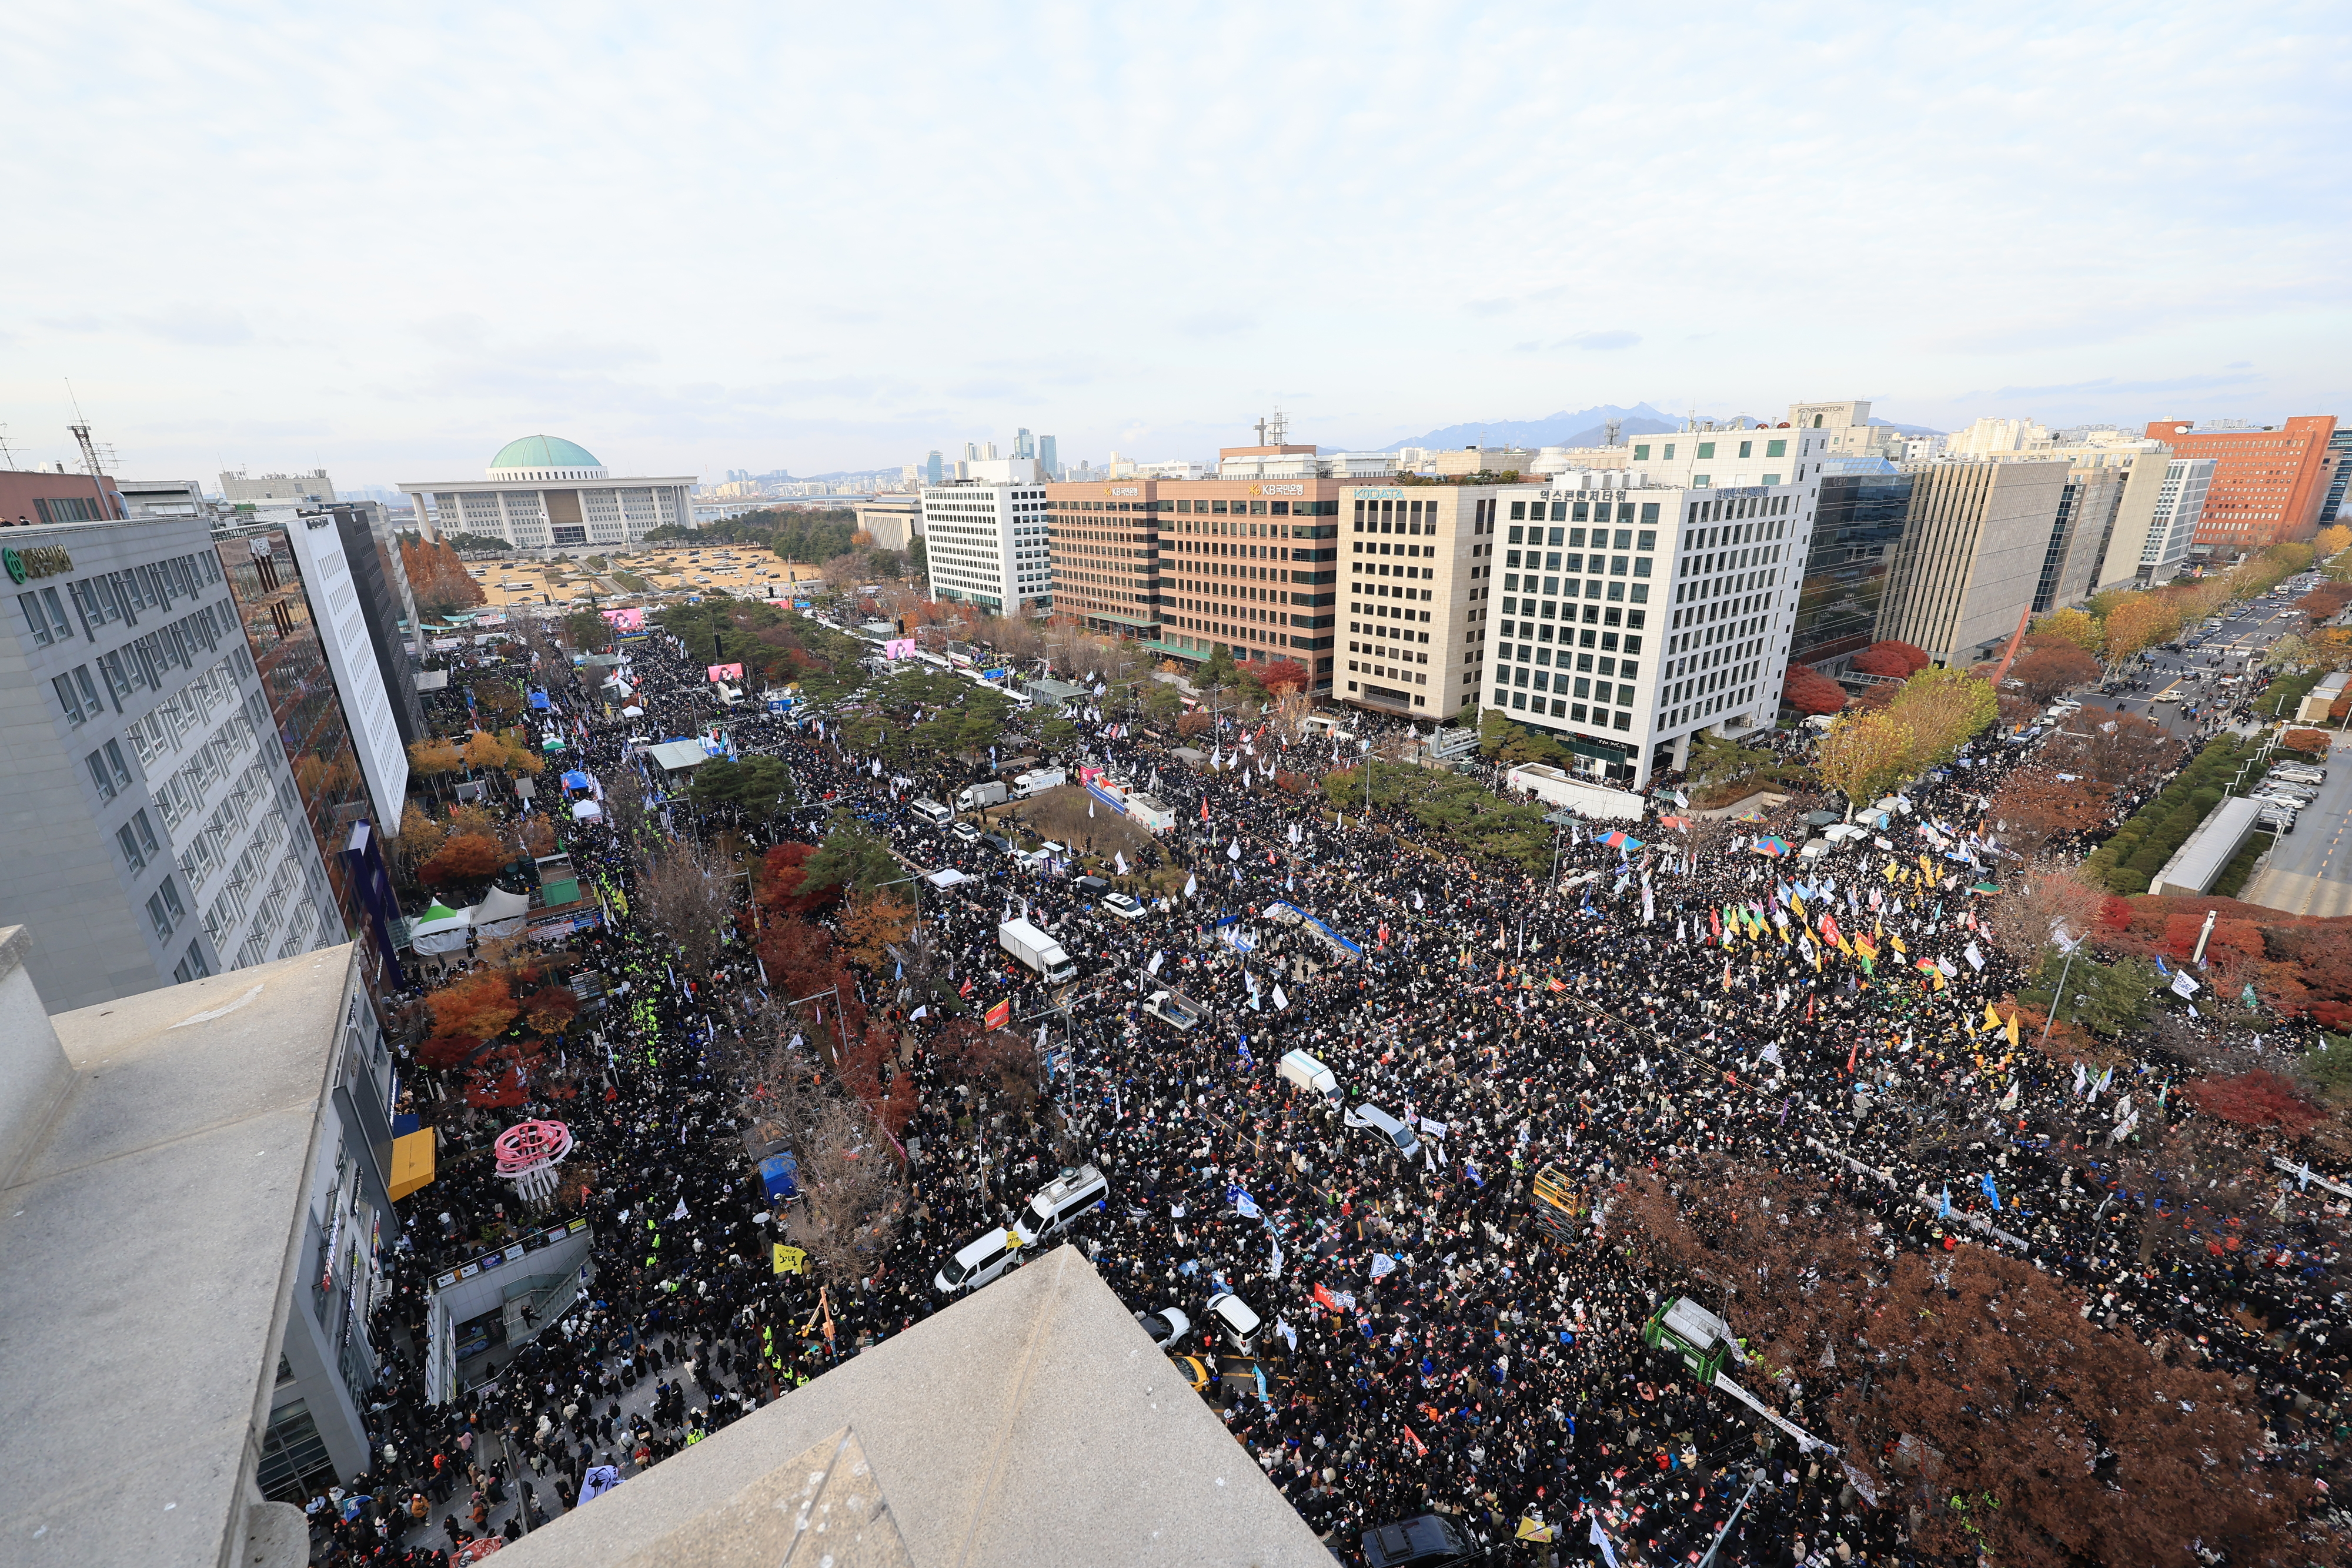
[1632,446,1649,461]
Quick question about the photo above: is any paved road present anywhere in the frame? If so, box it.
[2241,734,2352,915]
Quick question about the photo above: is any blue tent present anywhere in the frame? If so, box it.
[759,1152,800,1200]
[528,689,552,710]
[560,770,594,792]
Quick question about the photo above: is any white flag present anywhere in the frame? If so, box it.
[1273,984,1289,1011]
[1590,1517,1621,1568]
[1114,851,1128,875]
[1148,950,1165,975]
[1369,1253,1398,1281]
[1228,839,1242,861]
[671,1198,689,1221]
[2171,970,2201,998]
[1963,941,1984,971]
[910,1005,928,1021]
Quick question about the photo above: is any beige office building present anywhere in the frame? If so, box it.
[1874,459,2072,664]
[1336,484,1505,718]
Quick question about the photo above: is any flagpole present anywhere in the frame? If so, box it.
[1695,1477,1764,1568]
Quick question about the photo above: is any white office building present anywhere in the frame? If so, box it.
[399,436,697,551]
[2139,457,2219,579]
[1479,423,1834,788]
[1,516,345,1011]
[923,462,1054,614]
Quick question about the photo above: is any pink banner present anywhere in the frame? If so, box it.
[601,607,644,631]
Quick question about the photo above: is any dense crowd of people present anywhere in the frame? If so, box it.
[309,616,2347,1568]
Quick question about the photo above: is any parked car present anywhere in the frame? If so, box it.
[1101,891,1146,920]
[950,821,981,844]
[910,799,953,826]
[1138,1306,1191,1349]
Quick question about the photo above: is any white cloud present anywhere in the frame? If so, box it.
[0,0,2343,481]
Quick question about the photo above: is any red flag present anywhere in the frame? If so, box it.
[985,997,1011,1032]
[1201,797,1210,821]
[958,977,974,998]
[1401,1423,1428,1457]
[1845,1039,1859,1074]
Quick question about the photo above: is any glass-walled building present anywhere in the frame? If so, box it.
[1789,460,1913,672]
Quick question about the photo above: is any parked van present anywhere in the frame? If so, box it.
[1348,1103,1422,1159]
[911,799,953,826]
[958,779,1009,810]
[934,1222,1031,1295]
[1278,1049,1340,1103]
[1021,1164,1108,1241]
[1013,767,1067,797]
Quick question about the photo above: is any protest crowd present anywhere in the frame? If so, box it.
[307,614,2351,1568]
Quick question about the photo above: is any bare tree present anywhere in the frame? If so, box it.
[784,1098,908,1282]
[1985,858,2103,967]
[636,835,739,976]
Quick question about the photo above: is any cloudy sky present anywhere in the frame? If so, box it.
[5,2,2347,488]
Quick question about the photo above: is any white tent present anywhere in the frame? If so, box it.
[571,799,603,820]
[407,901,470,955]
[472,885,533,938]
[926,868,971,888]
[621,705,644,718]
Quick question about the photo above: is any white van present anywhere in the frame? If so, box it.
[1205,1290,1261,1354]
[1278,1049,1340,1103]
[1021,1164,1108,1241]
[1348,1104,1422,1160]
[934,1222,1032,1295]
[910,799,954,826]
[1013,767,1067,797]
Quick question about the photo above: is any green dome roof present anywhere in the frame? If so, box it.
[489,434,603,473]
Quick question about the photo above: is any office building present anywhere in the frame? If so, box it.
[1044,477,1168,643]
[923,461,1053,614]
[0,464,127,527]
[1789,459,1915,670]
[399,436,697,551]
[1480,460,1825,787]
[1333,483,1499,716]
[2324,426,2352,523]
[2143,416,2340,555]
[0,515,345,1011]
[220,468,336,504]
[1874,459,2071,666]
[1111,474,1345,688]
[118,477,215,519]
[1785,400,1909,462]
[1037,433,1058,479]
[854,497,925,553]
[1,932,404,1552]
[2116,457,2219,584]
[2034,464,2126,613]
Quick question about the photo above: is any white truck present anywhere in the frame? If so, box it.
[1013,767,1067,797]
[1504,762,1644,823]
[958,779,1009,810]
[1278,1049,1340,1102]
[998,917,1077,983]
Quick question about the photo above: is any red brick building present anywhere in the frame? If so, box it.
[2142,416,2340,555]
[0,468,125,528]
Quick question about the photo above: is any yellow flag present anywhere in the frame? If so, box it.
[1919,852,1935,880]
[1883,860,1901,883]
[1889,932,1907,955]
[773,1243,808,1275]
[1983,1001,2003,1033]
[2004,1009,2020,1047]
[1791,893,1807,918]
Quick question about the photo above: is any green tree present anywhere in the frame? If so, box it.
[1882,665,1997,768]
[688,756,798,823]
[1198,644,1239,688]
[562,609,614,653]
[799,810,902,898]
[1815,711,1915,815]
[2020,950,2159,1037]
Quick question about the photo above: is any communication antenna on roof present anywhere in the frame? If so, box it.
[0,424,16,470]
[1268,409,1289,446]
[1604,418,1622,448]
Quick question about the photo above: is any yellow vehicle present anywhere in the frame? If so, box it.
[1172,1353,1212,1392]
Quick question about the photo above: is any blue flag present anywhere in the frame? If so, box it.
[1980,1172,2002,1211]
[1939,1186,1951,1219]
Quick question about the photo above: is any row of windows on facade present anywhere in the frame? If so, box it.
[49,600,238,724]
[16,548,223,650]
[1630,438,1790,461]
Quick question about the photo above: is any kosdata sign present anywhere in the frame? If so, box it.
[2,545,73,583]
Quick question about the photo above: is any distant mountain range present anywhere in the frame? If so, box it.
[1352,403,1941,454]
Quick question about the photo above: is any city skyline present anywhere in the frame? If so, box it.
[2,2,2344,486]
